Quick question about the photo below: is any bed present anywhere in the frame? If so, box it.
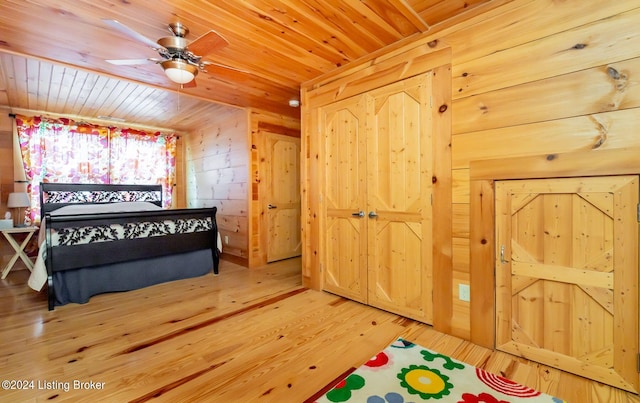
[28,183,220,310]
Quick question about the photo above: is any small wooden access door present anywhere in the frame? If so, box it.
[495,176,639,392]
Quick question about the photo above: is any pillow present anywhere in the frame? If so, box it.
[50,201,162,216]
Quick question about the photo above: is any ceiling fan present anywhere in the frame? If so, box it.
[103,19,231,86]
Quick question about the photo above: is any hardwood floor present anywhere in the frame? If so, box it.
[1,258,638,402]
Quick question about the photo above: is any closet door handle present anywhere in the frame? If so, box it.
[351,211,364,217]
[368,211,378,218]
[268,204,277,209]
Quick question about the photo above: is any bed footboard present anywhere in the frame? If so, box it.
[45,207,219,310]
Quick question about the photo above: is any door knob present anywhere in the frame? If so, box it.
[351,211,364,217]
[268,204,277,209]
[368,211,378,218]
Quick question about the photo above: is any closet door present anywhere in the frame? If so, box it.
[321,95,368,303]
[366,73,434,323]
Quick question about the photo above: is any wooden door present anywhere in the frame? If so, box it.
[366,74,433,323]
[495,176,639,392]
[320,95,368,303]
[264,133,301,262]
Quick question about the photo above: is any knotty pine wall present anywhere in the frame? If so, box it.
[185,107,250,265]
[0,111,15,265]
[185,107,301,267]
[301,0,640,340]
[0,110,13,213]
[449,0,640,340]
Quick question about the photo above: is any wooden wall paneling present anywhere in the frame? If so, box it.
[452,203,469,239]
[185,108,250,265]
[212,182,247,200]
[452,268,470,340]
[469,178,495,348]
[452,237,470,273]
[430,63,453,334]
[453,7,640,100]
[250,117,265,268]
[453,58,640,135]
[445,0,639,67]
[453,108,640,169]
[172,135,186,208]
[0,125,12,213]
[471,148,640,181]
[452,234,471,338]
[452,168,469,204]
[0,113,19,263]
[216,214,247,235]
[300,89,321,289]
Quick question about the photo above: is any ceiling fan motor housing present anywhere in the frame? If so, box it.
[157,36,189,53]
[168,22,188,37]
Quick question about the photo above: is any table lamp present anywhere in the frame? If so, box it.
[7,192,30,227]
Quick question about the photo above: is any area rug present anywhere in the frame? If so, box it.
[309,338,565,402]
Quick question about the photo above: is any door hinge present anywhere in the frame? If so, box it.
[637,203,640,222]
[637,353,640,373]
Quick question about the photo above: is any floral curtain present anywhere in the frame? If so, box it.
[109,127,177,207]
[16,115,177,223]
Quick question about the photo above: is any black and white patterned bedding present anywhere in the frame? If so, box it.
[29,201,217,291]
[53,217,212,247]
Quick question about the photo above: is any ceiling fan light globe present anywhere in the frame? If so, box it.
[161,59,198,84]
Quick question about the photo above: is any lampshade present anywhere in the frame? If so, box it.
[161,59,198,84]
[7,192,30,208]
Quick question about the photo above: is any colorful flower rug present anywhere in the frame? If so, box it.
[309,338,565,403]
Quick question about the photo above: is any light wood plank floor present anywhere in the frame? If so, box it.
[1,258,638,402]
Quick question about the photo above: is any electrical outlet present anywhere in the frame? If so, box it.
[224,235,229,245]
[459,284,470,302]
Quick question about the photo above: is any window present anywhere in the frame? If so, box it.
[16,115,177,222]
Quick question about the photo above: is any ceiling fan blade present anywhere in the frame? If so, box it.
[187,30,229,56]
[202,61,249,74]
[105,58,155,65]
[103,19,162,49]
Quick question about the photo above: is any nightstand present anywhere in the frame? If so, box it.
[1,226,39,279]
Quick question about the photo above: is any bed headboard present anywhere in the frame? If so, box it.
[40,183,163,218]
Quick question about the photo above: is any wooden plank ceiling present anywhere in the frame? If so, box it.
[0,0,490,132]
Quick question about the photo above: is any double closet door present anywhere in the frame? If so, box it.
[320,73,434,323]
